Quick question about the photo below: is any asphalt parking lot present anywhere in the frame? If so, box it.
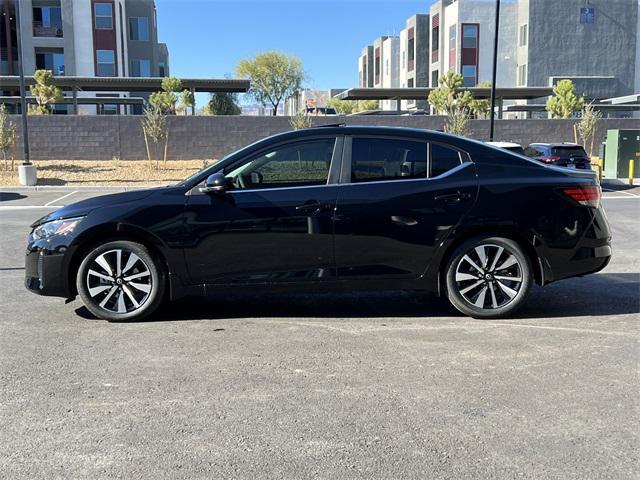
[1,187,639,479]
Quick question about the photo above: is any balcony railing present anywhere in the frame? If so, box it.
[33,21,63,38]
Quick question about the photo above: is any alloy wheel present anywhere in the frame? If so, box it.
[85,248,153,314]
[454,243,524,310]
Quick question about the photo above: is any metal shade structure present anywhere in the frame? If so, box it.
[0,96,145,105]
[334,87,555,101]
[0,76,250,93]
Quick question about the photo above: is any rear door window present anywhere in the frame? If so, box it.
[350,137,427,183]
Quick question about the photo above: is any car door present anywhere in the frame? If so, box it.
[333,135,478,280]
[183,136,342,285]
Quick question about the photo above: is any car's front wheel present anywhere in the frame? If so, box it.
[76,240,165,321]
[445,236,532,319]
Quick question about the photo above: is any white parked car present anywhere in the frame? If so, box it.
[485,141,526,156]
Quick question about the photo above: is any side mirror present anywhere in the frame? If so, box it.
[199,172,227,194]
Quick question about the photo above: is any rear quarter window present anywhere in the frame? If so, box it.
[430,143,462,177]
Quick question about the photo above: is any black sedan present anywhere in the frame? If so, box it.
[25,126,611,320]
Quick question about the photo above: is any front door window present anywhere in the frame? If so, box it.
[225,138,336,190]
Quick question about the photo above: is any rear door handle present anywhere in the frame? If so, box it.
[391,215,418,226]
[295,200,327,214]
[434,191,472,203]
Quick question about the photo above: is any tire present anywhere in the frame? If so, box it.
[76,240,165,321]
[445,236,532,319]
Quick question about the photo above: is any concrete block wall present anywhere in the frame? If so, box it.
[7,115,638,161]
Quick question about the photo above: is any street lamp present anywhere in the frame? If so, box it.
[14,0,30,164]
[488,0,500,141]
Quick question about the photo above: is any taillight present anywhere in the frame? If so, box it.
[542,155,561,163]
[562,186,601,208]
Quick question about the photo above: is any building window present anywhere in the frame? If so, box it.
[449,25,457,71]
[431,26,439,63]
[519,24,528,47]
[94,3,113,29]
[374,48,381,84]
[32,6,63,37]
[158,61,166,77]
[35,51,65,76]
[96,49,115,76]
[517,64,527,86]
[99,103,118,115]
[129,17,149,41]
[580,7,595,24]
[130,59,151,77]
[408,27,415,71]
[408,78,414,88]
[462,65,477,87]
[462,24,478,48]
[431,70,439,87]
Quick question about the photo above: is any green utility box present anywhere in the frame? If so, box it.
[604,129,640,179]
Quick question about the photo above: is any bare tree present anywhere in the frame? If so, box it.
[141,106,169,169]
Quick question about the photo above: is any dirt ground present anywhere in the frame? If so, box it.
[0,159,212,186]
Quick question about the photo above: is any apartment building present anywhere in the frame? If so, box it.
[370,35,400,110]
[358,45,373,88]
[515,0,638,99]
[428,0,517,89]
[399,14,429,110]
[427,0,638,115]
[1,0,170,114]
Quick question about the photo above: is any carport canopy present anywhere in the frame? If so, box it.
[334,87,555,101]
[0,76,250,93]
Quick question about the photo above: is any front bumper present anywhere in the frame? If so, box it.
[25,246,73,298]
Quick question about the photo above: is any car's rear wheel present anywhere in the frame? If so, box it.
[445,236,532,319]
[76,240,165,321]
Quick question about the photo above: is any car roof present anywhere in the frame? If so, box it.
[530,142,583,147]
[486,141,522,148]
[292,125,470,145]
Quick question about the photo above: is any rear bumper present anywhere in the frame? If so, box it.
[542,204,612,283]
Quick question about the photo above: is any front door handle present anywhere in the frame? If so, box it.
[434,191,472,203]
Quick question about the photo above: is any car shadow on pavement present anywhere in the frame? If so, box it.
[0,192,26,202]
[76,272,640,323]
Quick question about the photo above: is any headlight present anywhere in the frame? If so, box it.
[32,216,84,240]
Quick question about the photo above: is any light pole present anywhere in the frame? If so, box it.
[14,0,30,164]
[488,0,500,141]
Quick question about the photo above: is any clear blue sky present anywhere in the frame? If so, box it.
[156,0,428,105]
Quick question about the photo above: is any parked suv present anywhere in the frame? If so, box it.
[524,143,591,169]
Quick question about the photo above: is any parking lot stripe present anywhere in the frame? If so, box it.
[0,205,62,210]
[44,191,78,206]
[483,322,637,337]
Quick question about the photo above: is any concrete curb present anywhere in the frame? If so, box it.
[1,185,161,192]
